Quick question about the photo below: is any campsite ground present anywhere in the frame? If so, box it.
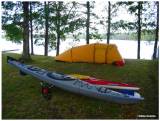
[2,53,159,119]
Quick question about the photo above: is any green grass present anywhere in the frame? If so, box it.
[2,53,159,119]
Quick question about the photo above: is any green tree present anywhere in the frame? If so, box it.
[32,2,46,47]
[49,1,86,55]
[2,2,23,43]
[116,2,145,59]
[2,1,31,60]
[84,1,102,44]
[116,2,157,59]
[107,1,111,44]
[44,1,49,56]
[33,2,86,56]
[99,2,119,43]
[153,1,159,59]
[86,1,90,44]
[30,2,34,55]
[21,2,30,60]
[56,2,61,55]
[137,2,142,59]
[31,2,53,55]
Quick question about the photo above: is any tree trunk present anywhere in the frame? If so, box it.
[107,1,111,44]
[44,2,49,56]
[86,1,90,44]
[30,2,34,55]
[153,1,159,59]
[21,2,30,60]
[56,2,61,56]
[137,2,142,59]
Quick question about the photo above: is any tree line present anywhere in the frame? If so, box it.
[2,1,159,60]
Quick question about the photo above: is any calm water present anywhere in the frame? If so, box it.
[1,39,156,60]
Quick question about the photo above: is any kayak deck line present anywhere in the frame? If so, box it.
[7,56,144,104]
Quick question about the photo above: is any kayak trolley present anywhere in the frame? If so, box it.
[40,82,54,100]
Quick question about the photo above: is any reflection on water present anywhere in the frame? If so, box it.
[1,39,156,60]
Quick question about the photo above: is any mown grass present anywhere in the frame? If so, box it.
[2,53,159,119]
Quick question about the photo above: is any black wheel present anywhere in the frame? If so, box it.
[19,70,27,76]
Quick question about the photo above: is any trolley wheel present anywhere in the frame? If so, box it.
[19,70,27,76]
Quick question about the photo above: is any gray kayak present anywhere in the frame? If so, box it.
[7,56,144,104]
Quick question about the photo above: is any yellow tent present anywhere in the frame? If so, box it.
[55,43,124,64]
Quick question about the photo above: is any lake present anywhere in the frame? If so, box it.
[1,39,157,60]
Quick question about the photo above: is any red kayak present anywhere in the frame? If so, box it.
[82,78,140,90]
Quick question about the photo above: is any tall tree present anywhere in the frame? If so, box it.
[30,2,34,55]
[21,2,30,60]
[2,2,31,60]
[153,1,159,59]
[44,2,49,56]
[82,1,102,44]
[137,2,142,59]
[56,2,61,56]
[99,2,119,43]
[86,1,90,44]
[107,1,111,44]
[116,2,144,59]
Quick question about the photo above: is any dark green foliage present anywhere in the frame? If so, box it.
[2,2,17,24]
[2,24,23,43]
[111,20,135,31]
[2,1,31,60]
[90,32,102,40]
[2,1,23,42]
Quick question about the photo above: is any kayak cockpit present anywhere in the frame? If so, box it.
[47,72,76,81]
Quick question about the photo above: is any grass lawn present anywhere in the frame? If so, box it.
[2,53,159,119]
